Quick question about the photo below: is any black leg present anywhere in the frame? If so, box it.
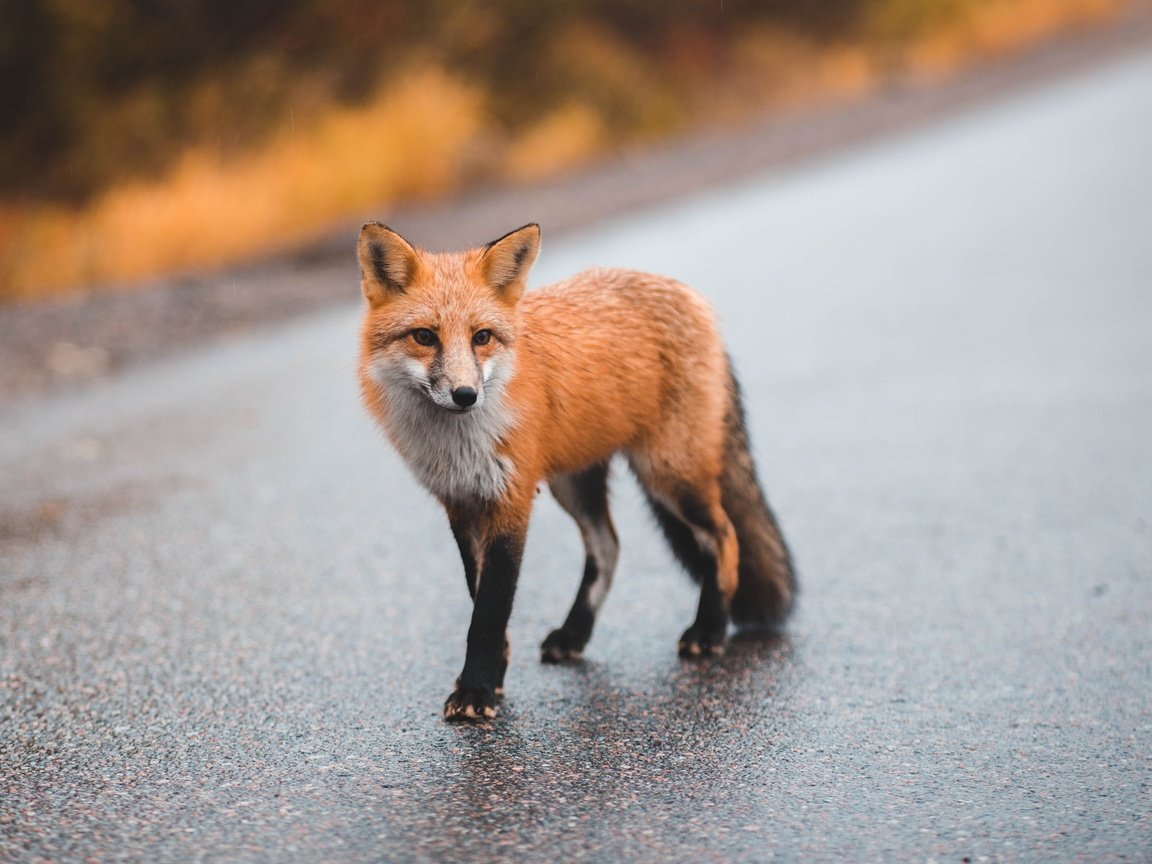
[444,531,525,721]
[447,511,480,600]
[448,509,510,692]
[541,464,618,662]
[540,555,598,661]
[679,568,729,657]
[494,634,510,694]
[646,495,730,657]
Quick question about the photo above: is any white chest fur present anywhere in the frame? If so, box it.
[380,384,516,503]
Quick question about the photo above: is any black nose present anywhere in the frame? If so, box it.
[451,386,478,407]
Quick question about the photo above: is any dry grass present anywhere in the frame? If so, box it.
[505,103,608,181]
[700,27,878,125]
[0,0,1130,301]
[0,68,482,299]
[897,0,1124,75]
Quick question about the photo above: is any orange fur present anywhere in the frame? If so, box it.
[359,232,728,518]
[356,223,793,720]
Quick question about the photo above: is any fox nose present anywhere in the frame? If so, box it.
[451,386,478,407]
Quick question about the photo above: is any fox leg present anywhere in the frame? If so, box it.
[443,497,531,722]
[447,509,483,600]
[447,509,511,694]
[541,462,619,662]
[635,467,739,657]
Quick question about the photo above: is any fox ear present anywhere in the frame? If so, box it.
[358,223,420,305]
[480,223,540,303]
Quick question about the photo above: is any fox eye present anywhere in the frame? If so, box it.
[473,329,492,346]
[411,328,437,347]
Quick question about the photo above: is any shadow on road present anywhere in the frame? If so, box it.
[382,634,799,856]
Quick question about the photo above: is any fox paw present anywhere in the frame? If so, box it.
[540,628,586,663]
[678,624,726,658]
[443,685,497,722]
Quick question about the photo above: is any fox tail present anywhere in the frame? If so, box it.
[721,361,796,628]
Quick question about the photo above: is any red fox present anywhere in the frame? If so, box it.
[357,222,794,721]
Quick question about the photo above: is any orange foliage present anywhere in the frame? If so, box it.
[0,0,1132,301]
[902,0,1123,75]
[1,69,481,297]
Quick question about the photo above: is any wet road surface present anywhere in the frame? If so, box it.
[3,50,1151,862]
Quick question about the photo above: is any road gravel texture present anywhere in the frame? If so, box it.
[2,45,1152,864]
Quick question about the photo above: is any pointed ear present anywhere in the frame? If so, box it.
[479,223,540,303]
[358,223,420,305]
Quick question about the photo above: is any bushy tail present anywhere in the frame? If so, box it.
[722,361,796,628]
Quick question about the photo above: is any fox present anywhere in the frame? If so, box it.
[356,222,795,721]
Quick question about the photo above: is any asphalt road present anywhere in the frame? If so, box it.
[3,50,1151,863]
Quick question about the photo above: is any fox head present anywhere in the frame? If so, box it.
[357,222,540,415]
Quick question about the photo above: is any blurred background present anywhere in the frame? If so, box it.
[0,0,1126,303]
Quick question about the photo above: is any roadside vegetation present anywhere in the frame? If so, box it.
[0,0,1124,300]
